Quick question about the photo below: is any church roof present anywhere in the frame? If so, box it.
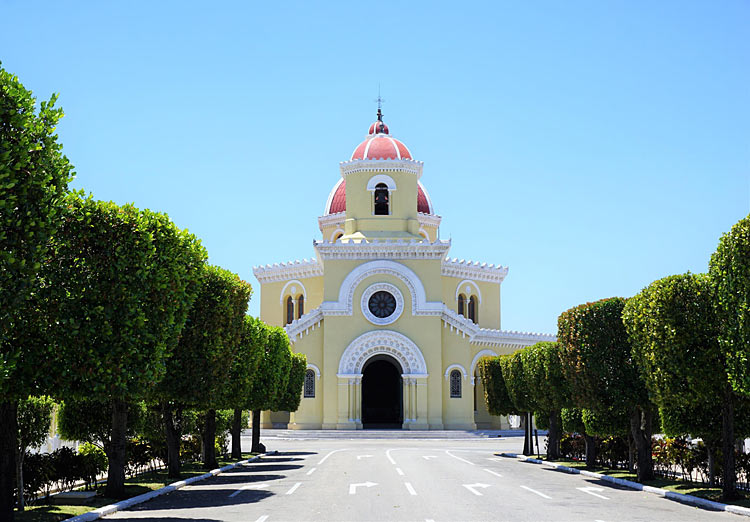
[324,178,434,215]
[351,108,412,161]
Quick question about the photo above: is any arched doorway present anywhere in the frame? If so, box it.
[362,355,403,429]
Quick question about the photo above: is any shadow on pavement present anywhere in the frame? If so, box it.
[125,486,275,511]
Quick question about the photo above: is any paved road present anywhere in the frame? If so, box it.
[106,435,738,522]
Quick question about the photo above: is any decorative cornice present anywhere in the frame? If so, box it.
[441,307,555,348]
[318,211,345,229]
[339,159,424,179]
[314,239,451,260]
[417,212,441,228]
[442,257,509,284]
[253,258,323,284]
[285,308,323,343]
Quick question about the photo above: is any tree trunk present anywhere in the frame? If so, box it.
[231,409,242,460]
[251,410,264,453]
[1,400,17,521]
[104,400,128,499]
[630,406,654,483]
[628,432,635,473]
[15,449,24,511]
[522,413,532,456]
[584,434,596,467]
[547,410,561,461]
[162,403,182,479]
[721,389,738,500]
[203,409,218,469]
[707,443,715,487]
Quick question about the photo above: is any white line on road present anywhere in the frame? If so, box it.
[306,467,317,475]
[254,516,268,522]
[405,482,417,495]
[577,487,610,500]
[286,482,301,495]
[357,455,373,460]
[349,482,378,495]
[486,457,503,462]
[446,449,475,465]
[318,448,348,465]
[229,484,269,498]
[396,467,405,476]
[462,483,490,496]
[483,468,503,477]
[520,485,552,499]
[422,455,437,460]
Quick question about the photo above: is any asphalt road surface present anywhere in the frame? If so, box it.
[105,435,739,522]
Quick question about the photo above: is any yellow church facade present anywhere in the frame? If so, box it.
[253,111,553,430]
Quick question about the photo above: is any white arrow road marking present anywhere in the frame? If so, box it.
[396,467,405,476]
[446,450,475,465]
[577,487,610,500]
[404,482,417,495]
[286,482,301,495]
[349,482,378,495]
[422,455,437,460]
[357,455,373,460]
[462,483,491,496]
[254,516,268,522]
[229,484,269,498]
[483,468,503,477]
[319,448,348,464]
[520,485,552,499]
[306,467,317,475]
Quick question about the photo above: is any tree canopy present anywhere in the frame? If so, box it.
[476,356,516,416]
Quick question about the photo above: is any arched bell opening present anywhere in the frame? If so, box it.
[361,354,403,429]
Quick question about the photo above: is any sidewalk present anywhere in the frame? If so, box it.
[245,428,529,439]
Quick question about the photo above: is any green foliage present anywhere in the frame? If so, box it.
[78,442,107,487]
[274,352,307,412]
[222,316,265,409]
[581,406,629,437]
[558,297,648,412]
[58,399,145,448]
[561,407,585,434]
[17,396,55,453]
[0,63,74,398]
[500,350,535,412]
[247,326,291,412]
[477,356,516,416]
[709,214,750,397]
[522,341,569,413]
[534,412,550,430]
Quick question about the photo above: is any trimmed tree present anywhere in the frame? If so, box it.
[274,352,307,413]
[500,351,537,455]
[248,326,291,453]
[0,63,73,519]
[558,298,655,482]
[15,396,55,510]
[624,272,745,499]
[476,356,516,417]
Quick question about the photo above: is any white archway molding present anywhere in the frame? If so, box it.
[366,174,397,191]
[330,228,345,241]
[321,259,443,317]
[455,279,482,304]
[444,364,469,381]
[470,349,498,384]
[306,363,321,379]
[279,280,307,305]
[338,330,428,375]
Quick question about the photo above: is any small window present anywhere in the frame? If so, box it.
[286,296,294,325]
[304,369,315,398]
[468,296,478,324]
[297,295,304,319]
[457,294,465,316]
[374,183,389,215]
[334,233,343,241]
[450,370,462,398]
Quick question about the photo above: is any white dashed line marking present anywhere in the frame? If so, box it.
[396,467,405,476]
[520,485,552,499]
[229,484,269,498]
[286,482,301,495]
[445,449,474,465]
[255,516,269,522]
[483,468,503,477]
[578,487,609,500]
[405,482,417,495]
[306,467,317,475]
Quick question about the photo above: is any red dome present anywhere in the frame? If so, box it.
[368,121,389,135]
[351,136,412,161]
[325,179,433,215]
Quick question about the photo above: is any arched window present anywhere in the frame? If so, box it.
[297,295,304,319]
[468,296,478,324]
[286,296,294,325]
[374,183,389,215]
[304,369,315,398]
[334,233,343,241]
[457,294,465,316]
[450,370,462,398]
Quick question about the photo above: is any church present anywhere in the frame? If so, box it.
[253,110,553,430]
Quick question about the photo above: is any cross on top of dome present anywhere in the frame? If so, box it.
[368,108,389,136]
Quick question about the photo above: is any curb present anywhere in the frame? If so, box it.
[500,452,750,518]
[64,451,277,522]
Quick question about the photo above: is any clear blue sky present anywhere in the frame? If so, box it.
[2,1,748,334]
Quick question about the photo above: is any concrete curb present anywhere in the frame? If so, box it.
[500,452,750,518]
[63,451,277,522]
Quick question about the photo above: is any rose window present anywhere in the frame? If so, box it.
[368,291,397,319]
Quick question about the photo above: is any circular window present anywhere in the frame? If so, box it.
[368,291,397,318]
[361,283,404,326]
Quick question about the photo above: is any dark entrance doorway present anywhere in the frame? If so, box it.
[361,356,403,429]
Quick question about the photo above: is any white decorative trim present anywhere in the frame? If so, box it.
[470,350,498,384]
[417,212,441,228]
[417,181,434,214]
[315,239,451,261]
[441,306,555,349]
[444,364,469,381]
[319,212,345,229]
[338,330,428,374]
[442,257,509,284]
[340,159,424,179]
[285,308,323,344]
[306,364,321,379]
[321,259,443,317]
[330,228,345,241]
[279,279,307,305]
[366,174,397,191]
[418,228,429,240]
[324,178,344,215]
[455,279,482,304]
[253,258,323,284]
[361,283,404,326]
